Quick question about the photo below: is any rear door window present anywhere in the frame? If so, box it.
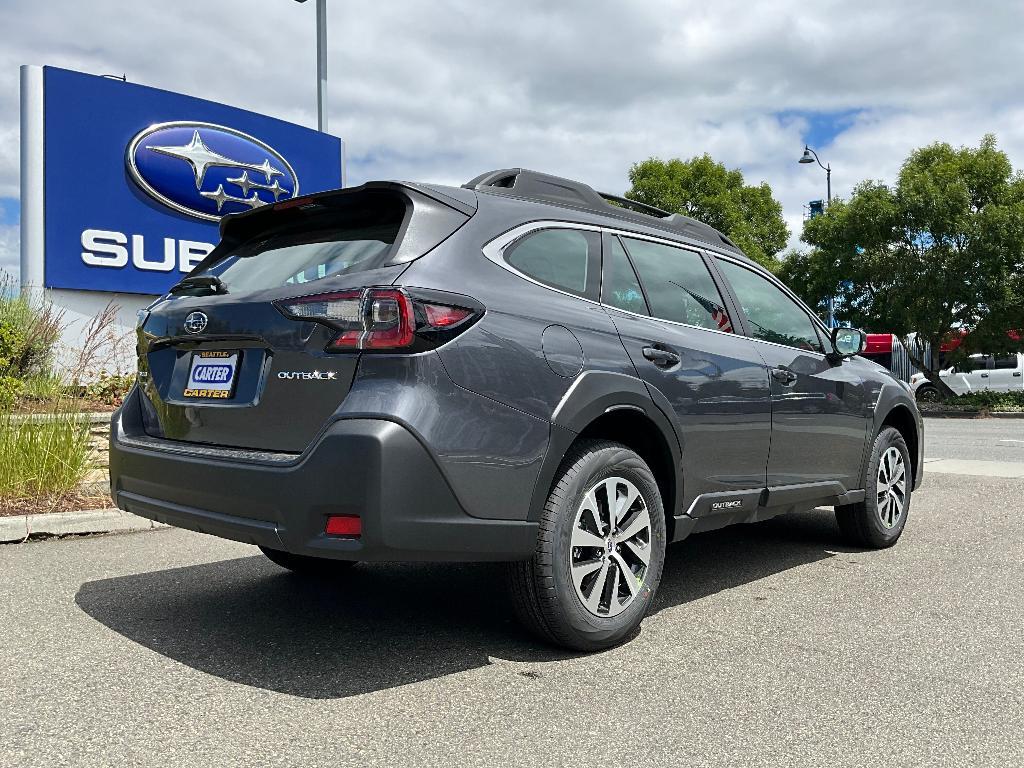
[504,228,600,299]
[621,237,734,332]
[602,236,649,315]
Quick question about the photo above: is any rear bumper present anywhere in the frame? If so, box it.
[109,392,537,561]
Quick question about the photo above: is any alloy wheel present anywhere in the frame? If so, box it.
[876,446,907,529]
[569,476,652,617]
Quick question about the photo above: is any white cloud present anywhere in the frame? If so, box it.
[0,0,1023,262]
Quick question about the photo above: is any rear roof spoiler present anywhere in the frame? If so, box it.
[217,180,476,241]
[187,181,474,278]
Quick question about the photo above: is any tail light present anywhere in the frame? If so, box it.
[275,287,482,352]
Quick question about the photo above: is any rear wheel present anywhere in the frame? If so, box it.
[507,440,667,651]
[835,426,912,548]
[259,546,357,576]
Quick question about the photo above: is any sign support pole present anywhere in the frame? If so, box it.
[19,65,45,291]
[316,0,327,134]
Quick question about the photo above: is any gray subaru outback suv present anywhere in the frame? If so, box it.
[111,168,923,650]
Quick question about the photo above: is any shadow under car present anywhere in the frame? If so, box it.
[75,509,850,699]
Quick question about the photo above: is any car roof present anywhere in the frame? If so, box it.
[456,168,751,260]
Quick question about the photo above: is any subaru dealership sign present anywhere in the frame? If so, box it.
[21,65,343,296]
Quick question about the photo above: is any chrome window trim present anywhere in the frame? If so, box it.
[498,222,599,299]
[482,220,741,340]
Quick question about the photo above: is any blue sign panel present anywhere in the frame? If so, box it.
[42,66,343,295]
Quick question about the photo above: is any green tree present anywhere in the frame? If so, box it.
[779,135,1024,396]
[625,154,789,268]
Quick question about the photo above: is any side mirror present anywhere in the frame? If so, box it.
[830,327,866,359]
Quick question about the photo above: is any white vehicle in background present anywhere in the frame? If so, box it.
[910,352,1024,401]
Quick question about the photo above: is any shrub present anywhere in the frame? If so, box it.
[955,390,1024,412]
[0,279,64,381]
[0,409,92,499]
[0,375,22,410]
[84,373,135,406]
[18,372,65,403]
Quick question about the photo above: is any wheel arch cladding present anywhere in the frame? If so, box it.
[576,410,678,538]
[531,370,682,536]
[880,404,919,484]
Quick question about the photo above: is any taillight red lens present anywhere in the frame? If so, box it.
[361,289,414,349]
[276,287,480,352]
[423,303,472,327]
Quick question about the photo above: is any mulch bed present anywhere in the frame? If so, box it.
[0,490,113,518]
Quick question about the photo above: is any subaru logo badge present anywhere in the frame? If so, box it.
[184,311,208,334]
[126,122,300,222]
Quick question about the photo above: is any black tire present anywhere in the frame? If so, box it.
[835,426,912,548]
[258,546,357,576]
[507,439,667,652]
[915,384,940,403]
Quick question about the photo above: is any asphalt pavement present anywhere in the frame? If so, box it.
[923,417,1024,462]
[2,419,1023,767]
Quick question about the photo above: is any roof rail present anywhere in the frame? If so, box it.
[597,192,672,218]
[464,168,741,253]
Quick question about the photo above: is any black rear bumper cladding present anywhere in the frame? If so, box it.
[109,394,537,562]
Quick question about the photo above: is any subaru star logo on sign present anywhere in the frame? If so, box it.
[31,66,344,296]
[127,122,300,221]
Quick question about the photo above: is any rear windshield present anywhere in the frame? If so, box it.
[200,194,406,292]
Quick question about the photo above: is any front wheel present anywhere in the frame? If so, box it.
[507,440,667,651]
[835,426,912,548]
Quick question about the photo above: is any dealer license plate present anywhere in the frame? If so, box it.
[183,351,240,399]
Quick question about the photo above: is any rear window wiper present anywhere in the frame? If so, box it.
[169,275,228,296]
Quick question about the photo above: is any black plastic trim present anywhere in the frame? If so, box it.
[111,411,539,562]
[527,371,683,524]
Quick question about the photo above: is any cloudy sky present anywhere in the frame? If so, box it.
[1,0,1022,277]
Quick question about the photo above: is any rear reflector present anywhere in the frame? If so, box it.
[325,515,362,537]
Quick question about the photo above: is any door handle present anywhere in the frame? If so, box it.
[1013,372,1021,377]
[980,373,989,378]
[642,346,681,367]
[771,366,798,386]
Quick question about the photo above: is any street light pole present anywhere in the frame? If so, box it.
[315,0,327,133]
[798,145,836,328]
[798,145,831,205]
[296,0,328,133]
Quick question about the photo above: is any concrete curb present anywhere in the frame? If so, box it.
[0,507,166,543]
[6,411,113,425]
[922,411,1024,419]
